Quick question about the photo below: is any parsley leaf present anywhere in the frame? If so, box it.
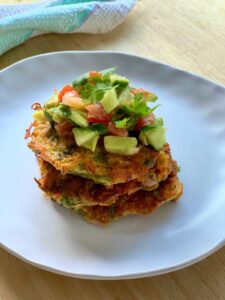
[154,117,164,126]
[80,82,113,103]
[100,67,116,76]
[141,124,160,132]
[80,83,95,101]
[115,117,130,128]
[90,123,108,134]
[72,73,88,88]
[72,67,116,88]
[43,109,53,121]
[59,104,71,116]
[121,93,160,118]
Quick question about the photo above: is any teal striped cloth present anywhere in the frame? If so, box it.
[0,0,136,55]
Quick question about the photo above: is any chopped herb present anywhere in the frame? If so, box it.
[59,104,71,117]
[72,67,116,89]
[100,67,116,76]
[126,116,139,130]
[63,146,76,155]
[154,117,164,126]
[80,81,113,102]
[93,153,104,163]
[141,124,160,131]
[90,123,108,134]
[131,90,158,102]
[43,109,53,122]
[120,94,155,118]
[149,104,161,113]
[144,159,155,168]
[61,196,74,208]
[72,73,89,88]
[115,117,130,128]
[177,165,181,172]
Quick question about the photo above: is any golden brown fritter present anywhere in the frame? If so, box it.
[28,121,173,186]
[46,174,183,225]
[27,121,182,225]
[36,152,177,207]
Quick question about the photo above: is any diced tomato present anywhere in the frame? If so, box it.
[87,117,108,125]
[86,104,112,125]
[135,113,155,131]
[131,88,150,97]
[108,121,128,137]
[62,92,86,110]
[89,71,102,79]
[58,85,79,102]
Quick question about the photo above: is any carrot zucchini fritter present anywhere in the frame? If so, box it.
[26,68,183,225]
[28,121,171,186]
[36,147,176,207]
[42,173,183,225]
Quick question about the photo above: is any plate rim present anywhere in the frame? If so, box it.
[0,238,224,280]
[1,50,225,89]
[1,50,225,279]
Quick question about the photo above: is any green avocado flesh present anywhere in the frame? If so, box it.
[104,136,139,155]
[139,126,166,150]
[73,128,99,152]
[109,74,129,86]
[101,88,119,113]
[31,69,168,157]
[68,110,89,127]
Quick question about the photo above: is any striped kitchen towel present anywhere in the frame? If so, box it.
[0,0,136,55]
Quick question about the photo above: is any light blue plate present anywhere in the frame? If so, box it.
[0,51,225,279]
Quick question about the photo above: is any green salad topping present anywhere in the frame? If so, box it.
[32,68,166,155]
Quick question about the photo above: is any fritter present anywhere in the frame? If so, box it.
[36,149,177,207]
[25,68,183,226]
[44,173,183,225]
[28,121,173,186]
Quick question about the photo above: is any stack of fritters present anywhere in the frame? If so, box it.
[28,120,183,225]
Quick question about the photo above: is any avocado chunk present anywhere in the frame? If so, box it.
[46,105,89,127]
[73,128,99,152]
[33,110,48,121]
[139,126,166,150]
[109,74,129,87]
[104,136,139,156]
[68,109,89,127]
[46,106,65,123]
[101,88,119,113]
[44,94,59,108]
[118,86,133,103]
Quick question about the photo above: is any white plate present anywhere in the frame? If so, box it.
[0,51,225,279]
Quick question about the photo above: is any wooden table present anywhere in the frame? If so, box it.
[1,1,225,299]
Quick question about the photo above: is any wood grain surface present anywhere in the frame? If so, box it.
[0,0,39,4]
[1,1,225,299]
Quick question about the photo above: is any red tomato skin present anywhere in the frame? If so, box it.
[135,114,155,131]
[108,122,128,137]
[86,104,112,125]
[58,85,79,101]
